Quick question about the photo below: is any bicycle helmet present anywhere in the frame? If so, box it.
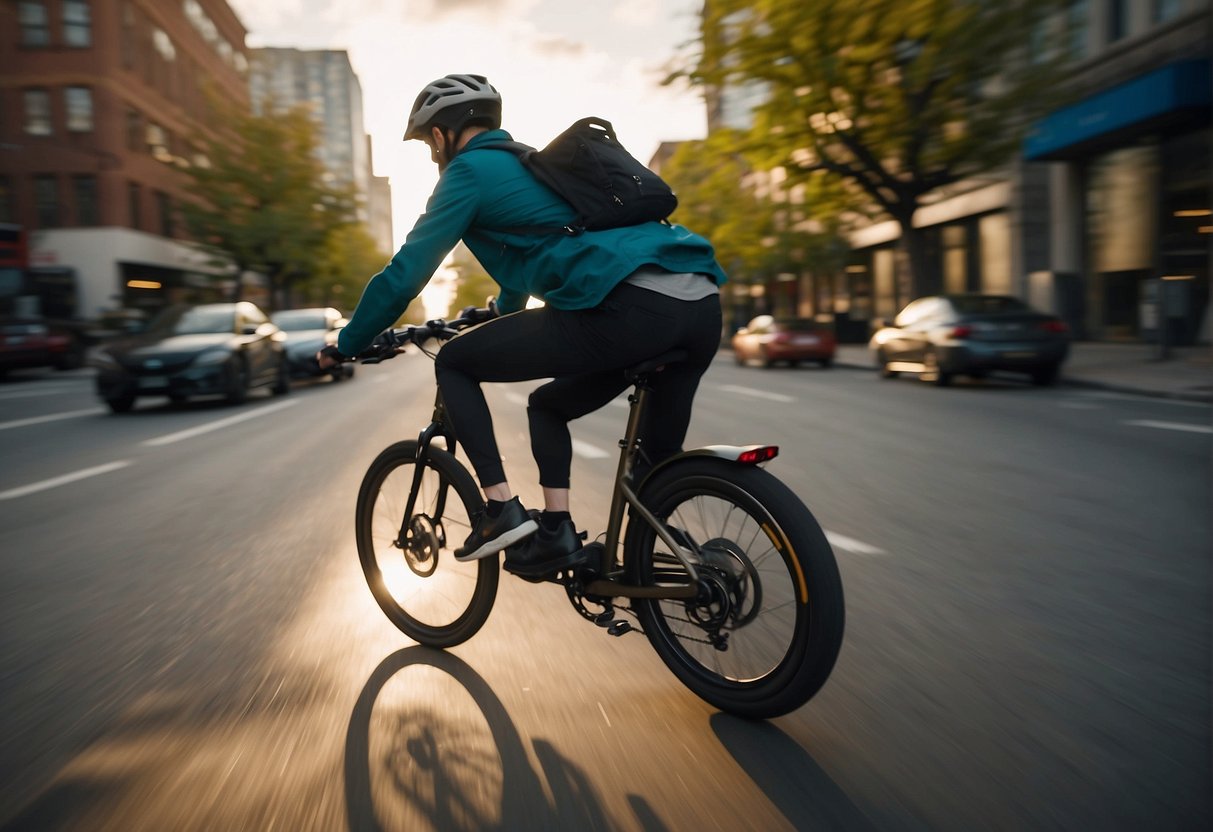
[404,74,502,141]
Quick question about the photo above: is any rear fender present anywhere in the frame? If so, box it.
[637,444,779,491]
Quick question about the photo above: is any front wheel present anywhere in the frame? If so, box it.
[625,458,845,719]
[355,440,498,648]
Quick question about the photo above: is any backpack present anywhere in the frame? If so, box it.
[477,117,678,235]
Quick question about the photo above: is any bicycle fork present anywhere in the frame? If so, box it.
[396,394,458,548]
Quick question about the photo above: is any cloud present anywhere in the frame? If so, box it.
[530,34,587,59]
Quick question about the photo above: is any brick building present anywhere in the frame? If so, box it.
[0,0,251,319]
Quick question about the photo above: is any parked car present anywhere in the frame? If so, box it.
[89,302,289,412]
[270,307,353,381]
[869,294,1070,386]
[0,316,84,377]
[732,315,836,368]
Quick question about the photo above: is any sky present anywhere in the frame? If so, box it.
[227,0,709,255]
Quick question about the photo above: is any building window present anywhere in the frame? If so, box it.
[0,177,15,224]
[156,191,174,237]
[18,1,50,47]
[1152,0,1180,22]
[152,28,176,61]
[1067,0,1089,58]
[1107,0,1129,42]
[146,122,170,161]
[23,90,52,136]
[63,0,92,47]
[126,110,142,151]
[34,175,59,228]
[73,175,98,226]
[65,87,93,132]
[128,181,142,230]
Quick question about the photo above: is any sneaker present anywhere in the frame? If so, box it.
[454,497,538,562]
[504,518,588,578]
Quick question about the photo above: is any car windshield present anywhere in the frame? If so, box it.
[272,311,327,331]
[146,306,235,336]
[948,296,1031,315]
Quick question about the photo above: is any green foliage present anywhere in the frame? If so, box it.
[679,0,1069,291]
[662,130,855,285]
[178,97,359,311]
[305,223,391,314]
[446,244,499,315]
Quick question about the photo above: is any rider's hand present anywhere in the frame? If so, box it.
[316,344,347,369]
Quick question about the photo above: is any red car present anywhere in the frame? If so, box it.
[0,317,83,376]
[732,316,836,368]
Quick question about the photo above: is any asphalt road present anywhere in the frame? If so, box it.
[0,354,1209,831]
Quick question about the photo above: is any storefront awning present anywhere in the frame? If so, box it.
[1024,60,1211,161]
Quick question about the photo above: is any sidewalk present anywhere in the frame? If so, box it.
[832,341,1213,403]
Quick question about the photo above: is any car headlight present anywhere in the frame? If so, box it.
[192,350,232,367]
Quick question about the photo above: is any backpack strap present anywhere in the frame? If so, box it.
[467,140,585,236]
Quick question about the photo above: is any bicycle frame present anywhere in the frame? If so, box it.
[581,370,700,601]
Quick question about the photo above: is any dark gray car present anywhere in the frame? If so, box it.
[869,294,1070,386]
[90,302,290,411]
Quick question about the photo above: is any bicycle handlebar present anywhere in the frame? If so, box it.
[355,300,499,364]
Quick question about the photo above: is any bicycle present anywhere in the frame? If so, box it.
[348,306,845,719]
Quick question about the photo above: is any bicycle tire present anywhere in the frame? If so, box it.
[625,458,844,718]
[355,440,499,647]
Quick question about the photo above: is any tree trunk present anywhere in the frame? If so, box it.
[894,214,930,304]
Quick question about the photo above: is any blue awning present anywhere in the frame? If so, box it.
[1024,60,1211,161]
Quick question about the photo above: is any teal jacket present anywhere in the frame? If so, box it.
[338,128,728,354]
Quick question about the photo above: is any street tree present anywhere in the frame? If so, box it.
[179,97,358,310]
[679,0,1068,300]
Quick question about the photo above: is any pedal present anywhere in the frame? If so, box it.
[606,620,633,637]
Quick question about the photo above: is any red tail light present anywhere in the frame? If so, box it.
[949,325,973,338]
[737,445,779,464]
[1039,320,1068,333]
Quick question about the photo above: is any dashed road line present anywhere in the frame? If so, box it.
[0,408,106,431]
[824,531,887,555]
[142,400,299,447]
[572,439,611,459]
[0,460,133,501]
[1123,419,1213,435]
[717,384,796,403]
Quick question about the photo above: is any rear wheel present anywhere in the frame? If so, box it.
[625,458,845,718]
[272,357,291,396]
[105,393,136,413]
[921,349,952,387]
[355,440,498,648]
[1031,364,1060,386]
[224,358,249,404]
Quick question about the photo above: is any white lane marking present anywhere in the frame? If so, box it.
[142,400,299,447]
[824,531,887,555]
[1078,391,1209,409]
[1058,401,1101,410]
[0,408,106,431]
[1123,419,1213,435]
[370,374,390,385]
[717,384,796,404]
[0,460,133,501]
[504,392,528,407]
[572,438,610,459]
[0,388,82,401]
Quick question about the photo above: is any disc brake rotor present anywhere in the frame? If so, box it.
[695,537,762,628]
[399,514,442,577]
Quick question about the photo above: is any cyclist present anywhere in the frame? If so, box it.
[320,73,726,574]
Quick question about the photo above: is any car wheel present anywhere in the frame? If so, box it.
[169,393,189,406]
[224,359,249,405]
[54,338,85,371]
[878,349,898,379]
[272,357,291,396]
[106,393,136,413]
[733,350,745,366]
[761,348,775,369]
[922,349,952,387]
[818,357,833,369]
[1031,364,1060,386]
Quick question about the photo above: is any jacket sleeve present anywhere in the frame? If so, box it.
[338,162,481,355]
[495,288,528,315]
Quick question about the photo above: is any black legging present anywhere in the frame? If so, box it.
[434,281,722,488]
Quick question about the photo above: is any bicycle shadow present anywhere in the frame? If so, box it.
[709,713,876,831]
[345,647,670,831]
